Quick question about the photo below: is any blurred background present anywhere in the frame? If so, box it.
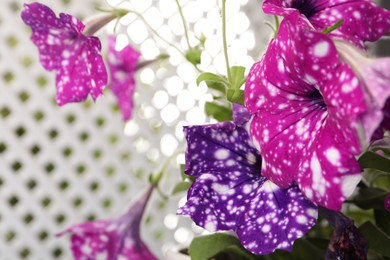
[0,0,270,258]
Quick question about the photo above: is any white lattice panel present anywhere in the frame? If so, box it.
[0,0,270,259]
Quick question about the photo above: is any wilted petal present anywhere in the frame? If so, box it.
[336,41,390,142]
[319,207,368,259]
[107,36,141,121]
[21,2,107,105]
[245,13,364,210]
[263,0,390,47]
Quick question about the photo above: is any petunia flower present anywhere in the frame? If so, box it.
[245,13,364,211]
[58,185,157,260]
[107,36,141,121]
[21,2,108,106]
[263,0,390,48]
[177,105,318,255]
[335,40,390,143]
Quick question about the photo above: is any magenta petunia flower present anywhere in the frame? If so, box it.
[178,105,318,255]
[21,2,107,105]
[335,41,390,143]
[58,186,157,260]
[107,36,141,121]
[245,13,364,211]
[263,0,390,48]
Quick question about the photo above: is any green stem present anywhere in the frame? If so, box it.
[175,0,192,50]
[128,10,185,56]
[222,0,232,84]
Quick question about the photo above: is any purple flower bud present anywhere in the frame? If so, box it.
[385,193,390,213]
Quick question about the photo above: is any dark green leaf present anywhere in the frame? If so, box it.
[230,66,246,89]
[171,181,192,195]
[205,102,232,122]
[189,233,254,260]
[347,187,388,210]
[375,210,390,236]
[227,89,245,105]
[359,221,390,257]
[263,239,325,260]
[358,151,390,173]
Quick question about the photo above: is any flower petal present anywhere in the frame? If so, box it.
[179,122,317,254]
[21,3,85,70]
[55,37,107,105]
[21,2,107,106]
[107,36,141,121]
[263,0,390,47]
[245,14,364,209]
[236,182,317,254]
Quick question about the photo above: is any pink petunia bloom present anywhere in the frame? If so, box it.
[263,0,390,48]
[245,13,364,211]
[21,2,107,105]
[107,36,141,121]
[58,186,157,260]
[335,41,390,143]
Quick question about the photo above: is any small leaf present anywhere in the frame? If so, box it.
[172,181,192,195]
[359,221,390,257]
[348,187,388,210]
[358,151,390,173]
[205,102,232,122]
[197,72,230,88]
[227,89,245,105]
[230,66,246,89]
[189,233,251,260]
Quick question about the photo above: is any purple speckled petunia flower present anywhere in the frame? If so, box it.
[263,0,390,48]
[177,106,318,255]
[107,36,141,121]
[21,2,107,105]
[335,41,390,143]
[58,186,157,260]
[245,13,364,211]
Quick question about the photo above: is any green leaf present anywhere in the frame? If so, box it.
[227,89,245,105]
[197,72,226,85]
[171,181,192,195]
[347,187,388,210]
[189,233,255,260]
[358,151,390,173]
[230,66,246,89]
[375,209,390,236]
[359,221,390,257]
[263,238,325,260]
[205,102,232,122]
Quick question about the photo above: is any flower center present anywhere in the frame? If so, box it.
[292,0,317,19]
[308,89,326,108]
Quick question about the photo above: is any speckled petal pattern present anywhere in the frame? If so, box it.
[178,121,317,255]
[245,13,363,210]
[263,0,390,47]
[107,36,141,121]
[21,2,107,105]
[59,186,157,260]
